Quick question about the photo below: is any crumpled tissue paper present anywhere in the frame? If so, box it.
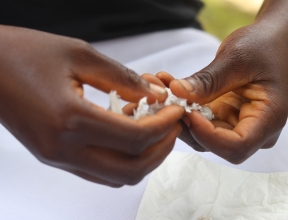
[109,88,214,120]
[136,152,288,220]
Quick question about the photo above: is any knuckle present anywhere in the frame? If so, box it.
[126,170,145,186]
[71,39,94,53]
[35,106,81,165]
[120,162,145,185]
[224,145,250,165]
[58,111,78,132]
[226,155,247,165]
[262,140,276,149]
[127,176,143,186]
[262,130,283,149]
[68,39,96,63]
[53,101,81,133]
[35,142,63,167]
[117,65,145,89]
[192,70,218,96]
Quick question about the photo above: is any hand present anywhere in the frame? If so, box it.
[139,72,206,152]
[169,21,288,164]
[0,25,184,187]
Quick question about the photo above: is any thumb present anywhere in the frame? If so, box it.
[73,47,167,103]
[169,57,250,104]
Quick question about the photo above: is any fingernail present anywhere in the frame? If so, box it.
[150,83,166,94]
[178,80,194,93]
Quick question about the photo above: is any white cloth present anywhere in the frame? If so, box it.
[136,152,288,220]
[1,28,288,220]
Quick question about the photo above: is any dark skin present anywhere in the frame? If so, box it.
[143,0,288,164]
[0,25,185,187]
[2,0,288,187]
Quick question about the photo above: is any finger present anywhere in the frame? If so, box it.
[122,103,138,116]
[67,124,182,185]
[73,46,167,103]
[207,91,247,114]
[155,71,175,87]
[136,104,185,135]
[169,56,252,104]
[177,120,207,152]
[211,120,234,130]
[186,109,273,164]
[141,73,166,87]
[215,104,240,127]
[206,93,245,127]
[68,99,184,155]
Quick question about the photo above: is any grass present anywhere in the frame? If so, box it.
[198,0,258,41]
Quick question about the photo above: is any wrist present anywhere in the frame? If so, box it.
[252,0,288,48]
[255,0,288,29]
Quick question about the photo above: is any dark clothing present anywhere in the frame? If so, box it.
[1,0,203,42]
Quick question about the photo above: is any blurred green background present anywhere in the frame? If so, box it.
[198,0,263,41]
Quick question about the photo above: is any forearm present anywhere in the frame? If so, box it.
[256,0,288,32]
[250,0,288,58]
[255,0,288,114]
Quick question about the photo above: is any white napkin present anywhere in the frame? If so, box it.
[136,152,288,220]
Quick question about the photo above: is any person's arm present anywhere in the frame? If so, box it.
[0,25,184,187]
[257,0,288,24]
[167,0,288,163]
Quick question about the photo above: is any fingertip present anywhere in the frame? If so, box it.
[169,104,186,115]
[145,84,168,104]
[187,111,238,156]
[188,110,215,135]
[170,79,211,104]
[141,73,152,78]
[141,73,166,87]
[122,103,138,116]
[149,83,166,94]
[169,79,190,99]
[151,105,184,123]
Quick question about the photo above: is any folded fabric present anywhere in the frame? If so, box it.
[136,152,288,220]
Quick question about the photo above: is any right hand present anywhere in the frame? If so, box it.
[0,25,184,187]
[169,22,288,163]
